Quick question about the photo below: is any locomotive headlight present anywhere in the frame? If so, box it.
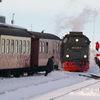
[84,55,87,58]
[75,39,79,42]
[66,54,69,58]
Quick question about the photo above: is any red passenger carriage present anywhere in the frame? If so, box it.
[0,23,61,77]
[29,31,61,72]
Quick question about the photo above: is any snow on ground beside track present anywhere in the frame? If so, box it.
[0,49,100,100]
[0,71,88,100]
[33,79,100,100]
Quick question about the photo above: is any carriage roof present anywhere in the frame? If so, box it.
[29,31,60,40]
[0,23,60,40]
[0,27,31,37]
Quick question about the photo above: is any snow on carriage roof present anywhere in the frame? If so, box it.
[0,22,27,30]
[29,31,61,40]
[0,15,5,17]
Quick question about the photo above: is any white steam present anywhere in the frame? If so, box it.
[55,7,99,33]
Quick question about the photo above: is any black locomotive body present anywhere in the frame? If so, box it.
[60,32,91,71]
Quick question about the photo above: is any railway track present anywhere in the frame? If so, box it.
[0,73,68,95]
[50,80,100,100]
[33,75,100,100]
[0,71,100,100]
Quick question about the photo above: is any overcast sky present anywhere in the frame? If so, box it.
[0,0,100,48]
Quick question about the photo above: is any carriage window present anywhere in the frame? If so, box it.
[23,40,26,54]
[19,40,22,54]
[6,39,10,54]
[46,42,48,53]
[39,41,42,53]
[2,39,5,53]
[26,41,30,54]
[85,39,90,45]
[15,40,18,54]
[11,40,14,54]
[56,43,59,53]
[42,41,45,53]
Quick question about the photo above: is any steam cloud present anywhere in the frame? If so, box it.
[55,7,99,33]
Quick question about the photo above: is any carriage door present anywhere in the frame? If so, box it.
[30,38,39,67]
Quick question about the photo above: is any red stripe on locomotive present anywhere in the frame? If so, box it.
[62,61,89,71]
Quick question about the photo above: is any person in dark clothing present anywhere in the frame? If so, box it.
[95,41,99,51]
[94,57,100,68]
[44,56,54,76]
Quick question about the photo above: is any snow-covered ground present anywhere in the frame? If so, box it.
[0,49,100,100]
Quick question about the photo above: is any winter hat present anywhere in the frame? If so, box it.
[51,56,54,58]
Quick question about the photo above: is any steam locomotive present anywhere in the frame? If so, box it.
[60,32,91,71]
